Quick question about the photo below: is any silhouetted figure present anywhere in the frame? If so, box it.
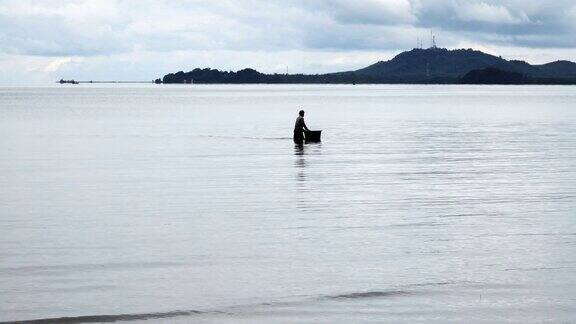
[293,110,310,145]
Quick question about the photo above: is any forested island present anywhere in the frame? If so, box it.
[159,47,576,85]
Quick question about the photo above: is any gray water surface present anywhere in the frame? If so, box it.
[1,84,575,323]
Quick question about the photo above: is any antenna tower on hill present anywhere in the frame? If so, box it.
[430,31,437,48]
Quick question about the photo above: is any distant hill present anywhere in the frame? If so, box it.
[535,60,576,78]
[160,47,576,84]
[460,67,528,84]
[351,47,511,82]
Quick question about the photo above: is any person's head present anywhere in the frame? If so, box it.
[299,110,305,117]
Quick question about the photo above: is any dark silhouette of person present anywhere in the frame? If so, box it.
[293,110,310,145]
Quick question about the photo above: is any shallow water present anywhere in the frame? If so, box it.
[1,84,575,323]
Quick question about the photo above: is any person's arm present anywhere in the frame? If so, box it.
[302,119,310,132]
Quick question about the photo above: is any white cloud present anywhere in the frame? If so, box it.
[456,2,529,25]
[44,57,84,73]
[322,0,416,25]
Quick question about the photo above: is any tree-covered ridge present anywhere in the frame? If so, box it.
[161,48,576,84]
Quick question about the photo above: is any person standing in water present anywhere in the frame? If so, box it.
[293,110,310,145]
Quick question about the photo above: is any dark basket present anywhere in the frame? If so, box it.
[305,130,322,143]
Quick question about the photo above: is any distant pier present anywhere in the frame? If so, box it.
[58,79,159,84]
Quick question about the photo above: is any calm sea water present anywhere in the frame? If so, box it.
[1,84,575,323]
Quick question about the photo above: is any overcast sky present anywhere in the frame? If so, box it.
[1,0,576,82]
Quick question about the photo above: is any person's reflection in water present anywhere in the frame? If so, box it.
[294,144,306,186]
[293,143,321,211]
